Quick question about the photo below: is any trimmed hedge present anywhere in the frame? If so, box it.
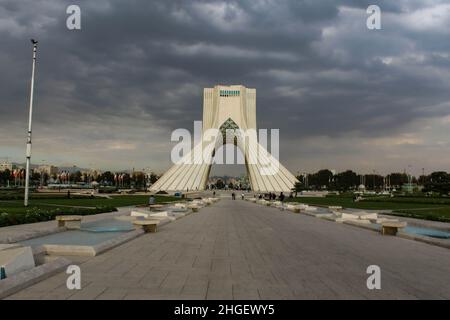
[361,197,450,205]
[0,193,101,201]
[391,210,450,223]
[0,206,117,227]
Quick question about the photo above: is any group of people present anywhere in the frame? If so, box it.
[228,191,292,201]
[256,192,286,201]
[152,190,292,202]
[230,192,245,200]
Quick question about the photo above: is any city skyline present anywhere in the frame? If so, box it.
[1,1,450,176]
[0,158,435,180]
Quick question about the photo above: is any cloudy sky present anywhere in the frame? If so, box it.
[1,0,450,176]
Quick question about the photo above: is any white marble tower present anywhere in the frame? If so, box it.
[150,85,298,192]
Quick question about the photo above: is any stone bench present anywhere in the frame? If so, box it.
[187,205,200,212]
[149,212,174,222]
[149,204,165,211]
[381,221,407,236]
[341,212,378,221]
[133,220,160,233]
[55,215,82,229]
[286,204,300,213]
[131,210,150,218]
[135,204,148,208]
[171,203,187,211]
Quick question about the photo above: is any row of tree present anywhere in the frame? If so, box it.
[0,169,159,189]
[422,171,450,195]
[3,167,450,194]
[295,169,450,194]
[96,171,158,188]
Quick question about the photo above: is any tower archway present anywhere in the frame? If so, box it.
[150,85,298,192]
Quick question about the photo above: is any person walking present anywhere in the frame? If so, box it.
[148,195,155,210]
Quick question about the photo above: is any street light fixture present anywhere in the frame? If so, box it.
[24,39,38,207]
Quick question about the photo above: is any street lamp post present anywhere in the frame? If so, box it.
[40,160,45,188]
[24,39,38,207]
[372,170,375,190]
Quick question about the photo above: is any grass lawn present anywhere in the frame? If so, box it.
[288,196,448,210]
[390,208,450,223]
[0,202,118,227]
[26,195,181,208]
[289,196,450,222]
[0,202,59,215]
[0,195,181,227]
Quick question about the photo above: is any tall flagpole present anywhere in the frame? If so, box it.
[24,39,38,207]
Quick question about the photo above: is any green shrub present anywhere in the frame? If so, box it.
[0,206,117,227]
[360,196,450,205]
[391,210,450,223]
[0,192,104,201]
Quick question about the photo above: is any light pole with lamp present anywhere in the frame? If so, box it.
[24,39,38,207]
[407,164,412,193]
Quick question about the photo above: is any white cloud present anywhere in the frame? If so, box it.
[395,4,450,32]
[190,2,249,32]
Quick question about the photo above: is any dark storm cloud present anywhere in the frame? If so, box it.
[1,0,450,173]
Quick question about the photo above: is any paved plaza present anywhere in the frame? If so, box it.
[6,197,450,299]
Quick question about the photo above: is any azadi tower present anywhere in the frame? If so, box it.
[150,85,298,192]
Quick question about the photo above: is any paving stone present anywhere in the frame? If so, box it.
[68,284,107,300]
[95,288,128,300]
[206,279,233,300]
[5,197,450,299]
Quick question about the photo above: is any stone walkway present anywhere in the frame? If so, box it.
[6,199,450,299]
